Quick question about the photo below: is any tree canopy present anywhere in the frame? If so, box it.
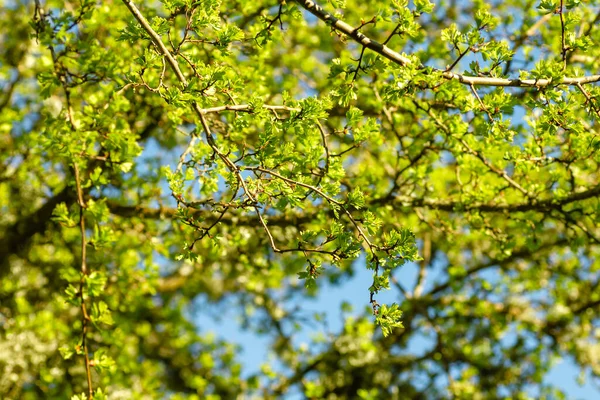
[1,0,600,398]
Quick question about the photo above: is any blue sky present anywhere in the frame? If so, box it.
[192,258,599,399]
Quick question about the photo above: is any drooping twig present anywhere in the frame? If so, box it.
[38,0,95,391]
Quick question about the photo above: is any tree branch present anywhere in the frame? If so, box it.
[427,237,570,296]
[121,0,188,86]
[106,200,315,227]
[199,104,300,114]
[109,180,600,226]
[293,0,411,65]
[389,183,600,213]
[293,0,600,88]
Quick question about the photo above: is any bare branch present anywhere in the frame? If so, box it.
[199,104,300,114]
[293,0,411,65]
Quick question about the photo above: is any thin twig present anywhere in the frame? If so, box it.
[419,102,530,197]
[559,0,567,70]
[413,232,431,298]
[352,46,366,81]
[576,82,600,119]
[43,3,95,389]
[315,121,330,174]
[459,137,530,196]
[469,84,494,120]
[176,135,198,173]
[446,46,470,72]
[247,166,342,205]
[382,23,402,45]
[74,163,93,399]
[504,13,552,74]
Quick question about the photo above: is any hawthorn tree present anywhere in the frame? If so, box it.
[1,0,600,398]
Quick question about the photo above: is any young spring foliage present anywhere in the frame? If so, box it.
[1,0,600,398]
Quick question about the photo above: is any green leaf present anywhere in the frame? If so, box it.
[474,10,498,30]
[376,303,404,337]
[345,106,363,128]
[52,202,77,227]
[414,0,434,14]
[93,388,108,400]
[537,0,558,13]
[85,271,107,298]
[92,349,116,372]
[64,284,81,306]
[59,345,75,360]
[91,301,114,326]
[348,187,365,209]
[337,84,357,106]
